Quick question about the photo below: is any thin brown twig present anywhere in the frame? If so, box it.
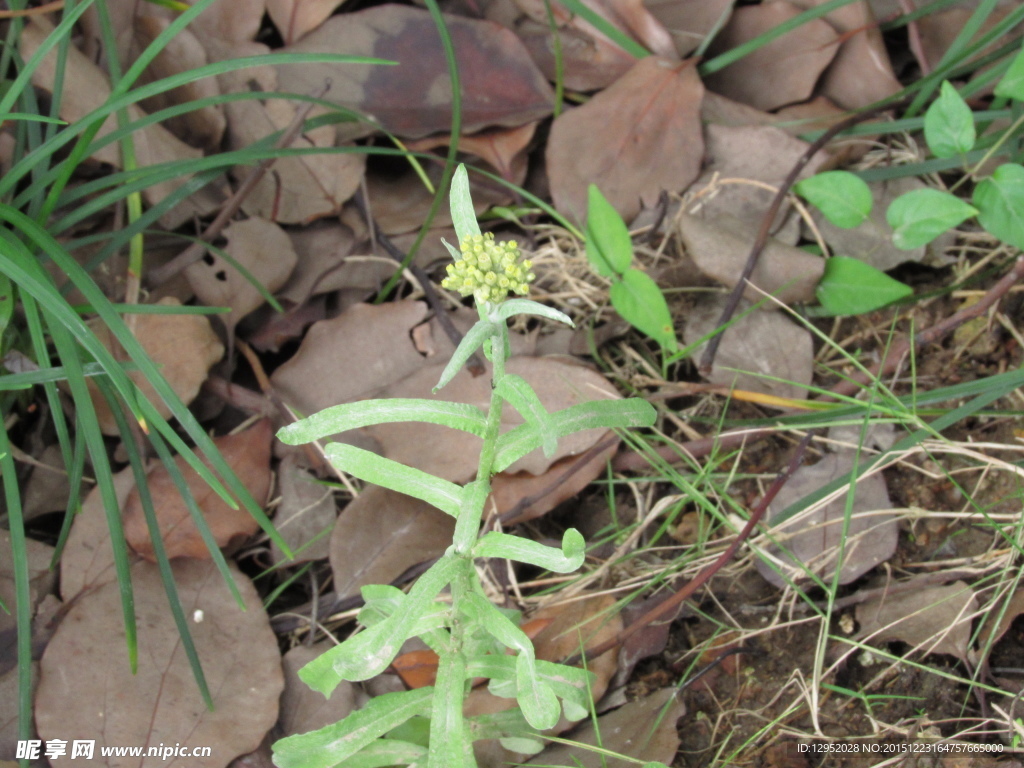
[563,433,814,667]
[698,100,906,375]
[147,81,332,287]
[0,0,62,18]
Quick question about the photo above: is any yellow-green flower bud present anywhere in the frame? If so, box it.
[440,231,536,305]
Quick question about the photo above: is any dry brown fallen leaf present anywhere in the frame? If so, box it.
[704,2,839,112]
[644,0,733,58]
[36,559,283,768]
[22,444,84,521]
[0,530,55,648]
[276,5,555,138]
[20,17,221,229]
[684,296,814,400]
[406,122,537,184]
[489,433,619,524]
[525,687,684,767]
[278,643,367,736]
[185,217,298,334]
[784,0,901,110]
[218,42,367,224]
[677,212,824,304]
[757,450,896,589]
[329,486,456,601]
[505,0,675,91]
[267,0,346,44]
[361,162,512,236]
[547,56,705,224]
[856,580,977,661]
[687,122,830,245]
[60,467,137,600]
[83,297,224,436]
[271,454,337,564]
[122,420,273,561]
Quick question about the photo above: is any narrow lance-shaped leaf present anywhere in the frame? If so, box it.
[610,268,677,351]
[428,651,468,768]
[473,529,585,573]
[585,184,632,278]
[324,444,462,518]
[450,164,481,246]
[494,298,574,327]
[332,740,427,768]
[434,318,496,393]
[299,556,458,692]
[494,398,656,472]
[272,688,433,768]
[472,655,592,714]
[279,400,488,444]
[495,375,556,457]
[453,479,489,554]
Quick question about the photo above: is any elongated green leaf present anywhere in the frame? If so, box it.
[335,741,427,768]
[472,656,592,713]
[585,185,633,277]
[887,188,977,249]
[815,257,913,317]
[463,592,533,655]
[279,400,487,444]
[496,375,556,457]
[493,398,656,472]
[924,81,976,158]
[429,651,468,768]
[794,171,873,228]
[994,45,1024,101]
[299,556,458,692]
[516,653,560,730]
[358,585,450,636]
[610,268,677,350]
[272,688,433,768]
[434,318,496,392]
[974,162,1024,250]
[450,164,481,246]
[324,444,462,517]
[474,529,585,573]
[454,478,489,553]
[494,298,574,327]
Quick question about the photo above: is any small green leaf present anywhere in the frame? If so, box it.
[794,171,873,228]
[886,188,977,249]
[516,653,561,730]
[994,45,1024,102]
[494,298,574,327]
[973,163,1024,250]
[493,398,656,472]
[585,184,633,278]
[336,740,428,768]
[473,528,585,573]
[278,400,487,444]
[924,81,976,158]
[271,689,433,768]
[449,164,481,246]
[325,443,463,517]
[498,736,545,755]
[815,257,913,317]
[298,556,458,690]
[434,318,496,392]
[496,374,556,457]
[609,268,677,351]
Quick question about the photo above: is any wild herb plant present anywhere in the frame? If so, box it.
[271,165,658,768]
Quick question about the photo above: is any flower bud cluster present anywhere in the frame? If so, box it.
[441,232,535,304]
